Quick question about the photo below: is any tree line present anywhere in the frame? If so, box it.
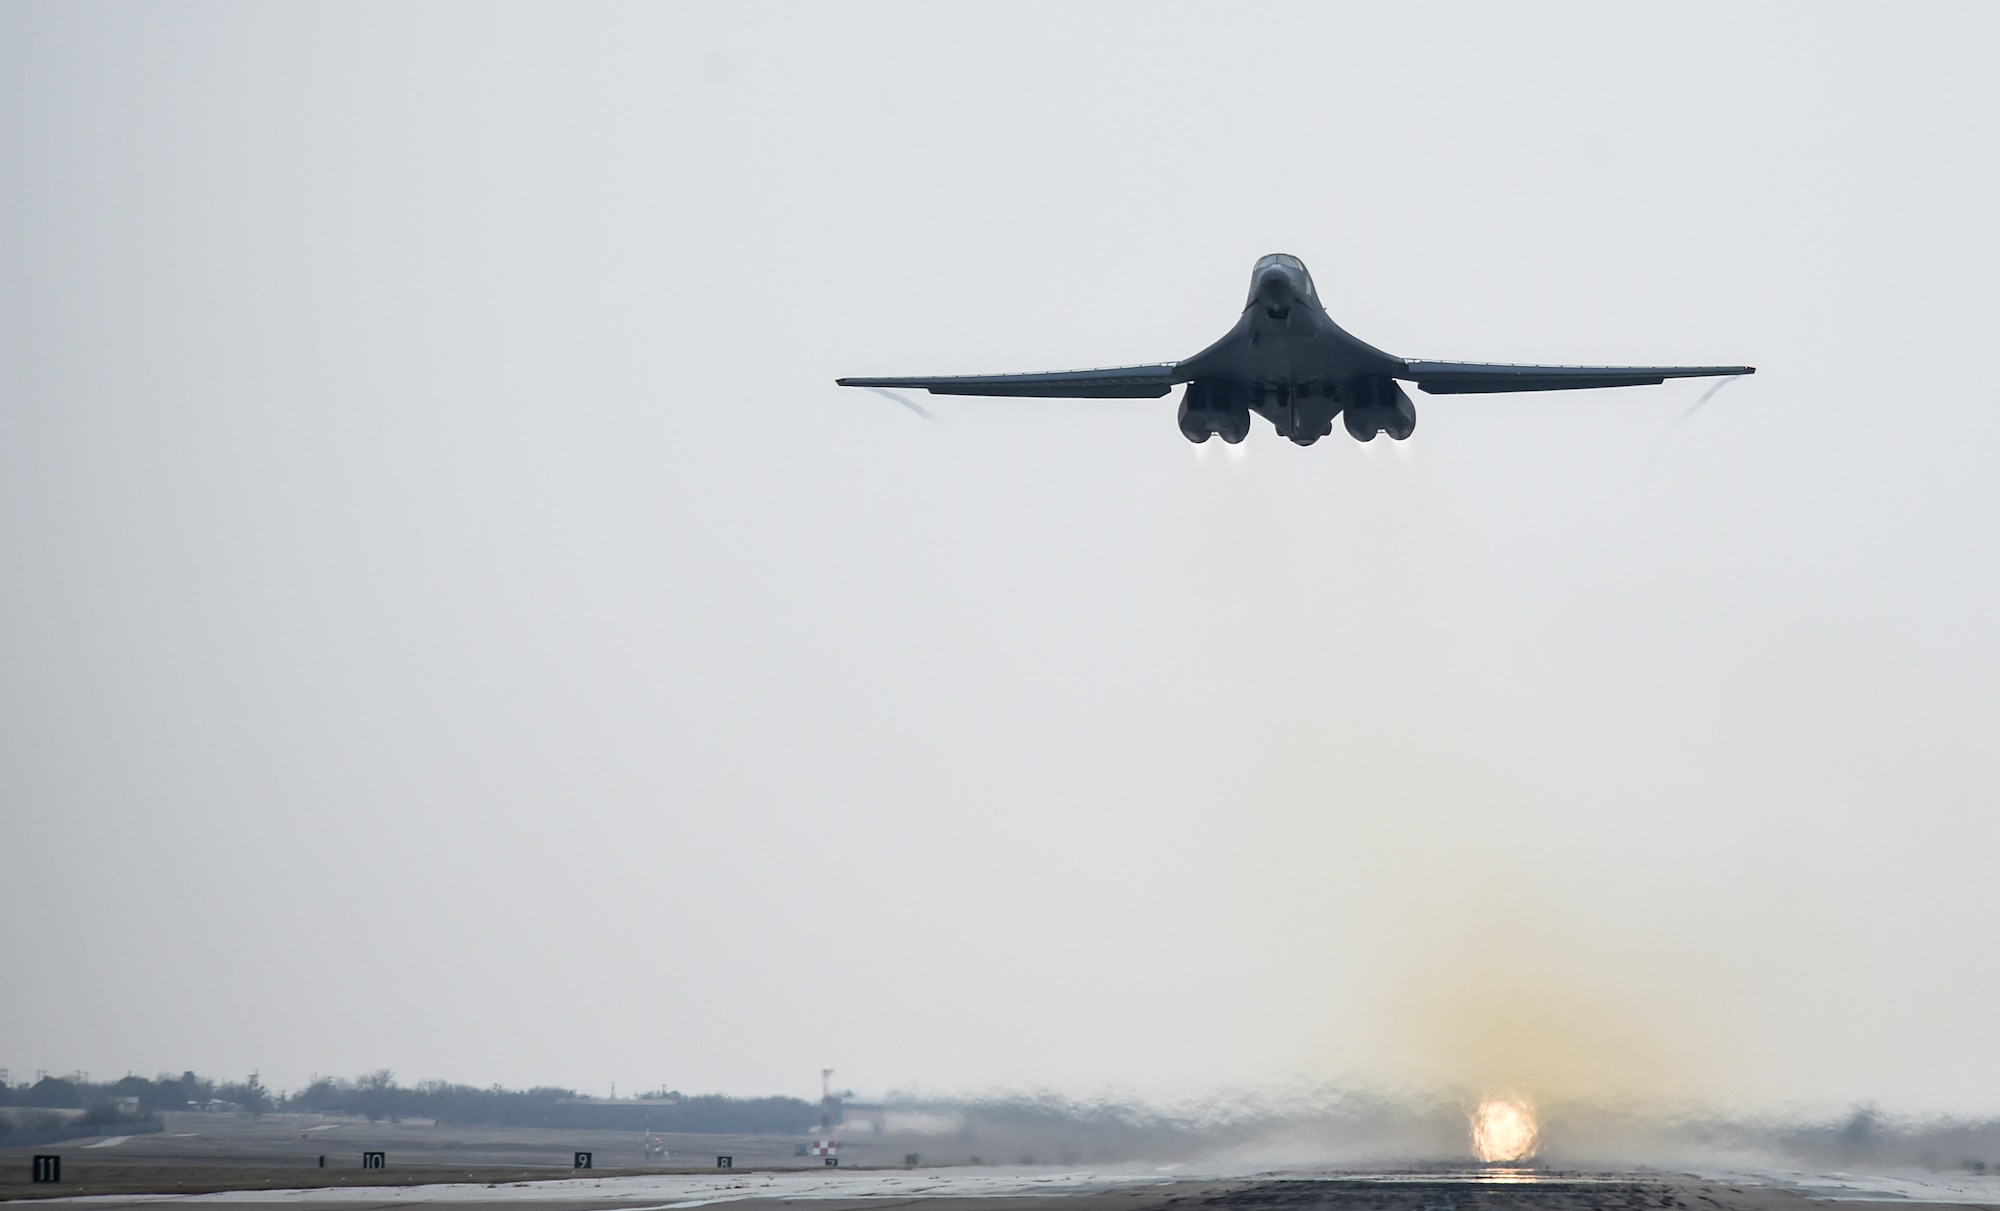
[0,1071,263,1118]
[1,1070,819,1136]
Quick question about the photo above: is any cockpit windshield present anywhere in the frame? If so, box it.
[1249,253,1318,303]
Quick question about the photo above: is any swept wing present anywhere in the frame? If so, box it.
[836,364,1180,399]
[1402,361,1754,395]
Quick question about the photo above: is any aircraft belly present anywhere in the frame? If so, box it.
[1240,317,1370,387]
[1177,304,1402,390]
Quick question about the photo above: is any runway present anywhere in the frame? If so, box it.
[9,1114,2000,1211]
[10,1166,2000,1211]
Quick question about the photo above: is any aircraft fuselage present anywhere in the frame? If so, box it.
[1174,255,1412,444]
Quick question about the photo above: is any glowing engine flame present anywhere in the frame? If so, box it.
[1471,1096,1539,1163]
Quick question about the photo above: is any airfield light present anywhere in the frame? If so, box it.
[1470,1096,1538,1163]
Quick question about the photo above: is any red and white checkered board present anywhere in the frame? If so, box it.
[810,1140,837,1156]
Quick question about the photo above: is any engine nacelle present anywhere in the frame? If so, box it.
[1178,380,1251,444]
[1342,376,1416,442]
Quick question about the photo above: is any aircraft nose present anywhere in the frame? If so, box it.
[1255,265,1295,307]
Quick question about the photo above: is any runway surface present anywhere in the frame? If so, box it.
[8,1115,2000,1211]
[9,1166,2000,1211]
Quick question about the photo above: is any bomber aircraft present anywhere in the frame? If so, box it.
[838,254,1753,446]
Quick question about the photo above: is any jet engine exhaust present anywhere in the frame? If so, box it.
[1471,1096,1540,1163]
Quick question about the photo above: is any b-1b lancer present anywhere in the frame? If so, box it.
[838,254,1753,446]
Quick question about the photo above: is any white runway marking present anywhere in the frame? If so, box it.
[81,1137,132,1148]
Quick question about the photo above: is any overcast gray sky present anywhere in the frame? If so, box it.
[3,2,1998,1117]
